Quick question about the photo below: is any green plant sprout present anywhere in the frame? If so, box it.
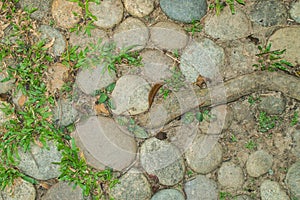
[291,111,299,126]
[258,111,278,132]
[253,43,294,72]
[185,20,202,35]
[245,139,257,150]
[67,0,101,36]
[94,82,116,109]
[210,0,245,15]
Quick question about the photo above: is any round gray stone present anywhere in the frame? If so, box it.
[260,180,289,200]
[111,75,150,115]
[246,150,273,178]
[268,27,300,66]
[113,17,149,51]
[52,98,79,127]
[257,93,286,115]
[184,175,218,200]
[69,28,108,52]
[74,116,137,171]
[160,0,207,23]
[292,127,300,158]
[18,0,52,21]
[140,138,185,186]
[151,189,184,200]
[42,181,90,200]
[110,168,152,200]
[17,141,62,180]
[231,99,254,123]
[290,1,300,23]
[225,40,258,80]
[76,62,116,95]
[249,0,287,27]
[204,7,252,40]
[0,178,36,200]
[150,21,189,51]
[0,72,15,94]
[180,37,225,82]
[218,162,244,189]
[286,161,300,199]
[51,0,82,29]
[124,0,155,17]
[185,134,222,174]
[140,49,173,83]
[89,0,123,29]
[38,25,66,57]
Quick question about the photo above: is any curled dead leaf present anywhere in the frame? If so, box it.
[18,95,27,107]
[44,38,55,49]
[148,83,164,108]
[94,103,110,116]
[39,182,51,189]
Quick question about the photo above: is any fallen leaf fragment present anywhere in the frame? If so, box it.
[148,83,164,108]
[18,94,27,107]
[94,103,110,115]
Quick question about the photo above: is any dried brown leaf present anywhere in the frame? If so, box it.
[148,83,163,108]
[18,95,27,107]
[94,103,110,116]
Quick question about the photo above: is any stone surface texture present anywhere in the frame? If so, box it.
[151,189,184,200]
[218,162,244,189]
[286,161,300,199]
[246,150,273,177]
[0,178,36,200]
[123,0,155,17]
[260,180,289,200]
[89,0,123,29]
[52,0,82,29]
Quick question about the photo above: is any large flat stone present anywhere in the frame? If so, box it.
[113,17,149,51]
[74,116,137,171]
[89,0,123,29]
[140,138,185,186]
[268,27,300,66]
[204,7,252,40]
[0,178,36,200]
[160,0,207,23]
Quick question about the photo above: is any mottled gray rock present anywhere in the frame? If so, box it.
[218,162,244,189]
[0,178,36,200]
[0,73,15,94]
[89,0,123,29]
[150,22,189,51]
[111,75,150,115]
[140,49,173,83]
[151,189,184,200]
[39,25,66,57]
[260,180,289,200]
[124,0,155,17]
[249,0,287,27]
[180,37,225,82]
[199,105,233,134]
[42,182,90,200]
[286,161,300,199]
[140,138,185,186]
[185,134,222,174]
[51,0,81,29]
[257,93,286,115]
[246,150,273,177]
[292,127,300,158]
[225,40,258,80]
[74,116,137,171]
[69,28,108,52]
[113,17,149,51]
[290,1,300,23]
[52,98,79,127]
[231,99,254,123]
[234,195,254,200]
[18,0,52,21]
[184,175,218,200]
[46,63,68,93]
[160,0,207,23]
[268,27,300,65]
[110,168,152,200]
[17,141,62,180]
[204,7,252,40]
[76,62,116,95]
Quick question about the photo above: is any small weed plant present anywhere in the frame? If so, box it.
[291,111,299,126]
[253,43,294,72]
[94,82,116,109]
[185,20,202,35]
[258,111,278,133]
[209,0,245,15]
